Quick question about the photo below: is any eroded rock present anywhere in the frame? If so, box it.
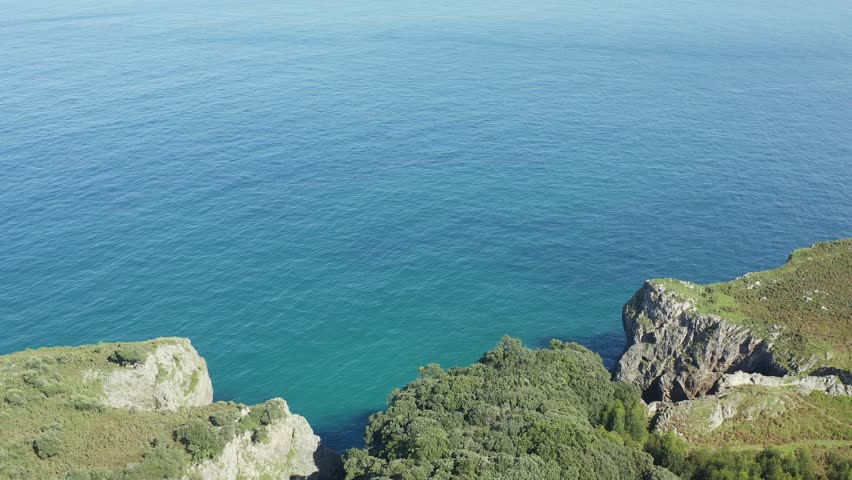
[184,399,342,480]
[87,338,214,410]
[614,281,784,402]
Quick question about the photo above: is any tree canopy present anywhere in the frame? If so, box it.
[343,337,675,480]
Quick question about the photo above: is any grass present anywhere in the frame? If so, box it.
[651,238,852,373]
[0,339,285,479]
[657,384,852,473]
[659,385,852,449]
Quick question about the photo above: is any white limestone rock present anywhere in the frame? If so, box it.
[86,338,213,411]
[184,399,341,480]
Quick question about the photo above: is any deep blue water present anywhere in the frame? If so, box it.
[1,0,851,449]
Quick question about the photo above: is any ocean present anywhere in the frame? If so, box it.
[1,0,851,448]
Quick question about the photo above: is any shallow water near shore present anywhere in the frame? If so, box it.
[2,0,851,448]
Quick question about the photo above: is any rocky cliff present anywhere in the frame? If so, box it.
[614,280,782,402]
[85,338,214,411]
[185,399,341,480]
[0,338,340,480]
[614,239,852,452]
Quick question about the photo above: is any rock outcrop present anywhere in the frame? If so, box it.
[86,338,214,410]
[651,387,785,438]
[185,399,342,480]
[715,371,852,396]
[614,281,783,402]
[1,337,342,479]
[652,373,852,441]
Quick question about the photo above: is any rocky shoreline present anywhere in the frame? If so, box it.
[2,240,849,479]
[612,243,851,441]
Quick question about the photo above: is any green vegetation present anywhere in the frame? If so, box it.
[344,337,674,480]
[174,420,226,460]
[107,345,147,367]
[0,339,286,480]
[34,424,65,459]
[653,238,852,373]
[3,235,851,480]
[342,336,852,480]
[646,432,852,480]
[658,386,852,448]
[238,400,287,443]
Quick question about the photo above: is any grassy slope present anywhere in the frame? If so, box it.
[0,339,277,479]
[653,238,852,373]
[656,384,852,470]
[660,386,852,448]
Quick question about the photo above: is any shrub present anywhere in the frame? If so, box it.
[108,345,147,366]
[174,420,225,460]
[34,424,64,459]
[209,409,239,427]
[117,439,189,480]
[63,469,113,480]
[239,401,285,443]
[4,389,27,406]
[22,370,47,389]
[826,451,852,480]
[209,409,240,441]
[644,432,690,477]
[66,394,104,412]
[21,368,65,397]
[647,443,825,480]
[23,357,48,370]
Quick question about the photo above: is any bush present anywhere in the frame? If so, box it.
[66,394,104,412]
[117,439,189,480]
[209,410,239,427]
[174,420,225,461]
[108,345,147,366]
[646,442,826,480]
[644,432,690,477]
[63,470,92,480]
[34,424,64,459]
[22,370,47,389]
[21,359,64,396]
[239,401,285,443]
[209,409,240,442]
[826,451,852,480]
[4,389,27,406]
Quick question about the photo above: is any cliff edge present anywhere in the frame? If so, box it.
[616,239,852,403]
[614,239,852,457]
[0,338,341,480]
[614,280,781,402]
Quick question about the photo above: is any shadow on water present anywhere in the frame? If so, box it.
[212,388,374,452]
[314,408,376,451]
[532,331,626,371]
[291,439,346,480]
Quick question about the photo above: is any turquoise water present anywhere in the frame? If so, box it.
[2,0,851,449]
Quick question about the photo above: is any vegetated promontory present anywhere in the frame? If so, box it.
[0,338,341,480]
[0,239,849,479]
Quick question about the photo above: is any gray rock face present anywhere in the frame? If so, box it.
[184,399,342,480]
[86,338,214,411]
[614,281,784,402]
[716,371,852,396]
[652,387,786,438]
[85,338,341,478]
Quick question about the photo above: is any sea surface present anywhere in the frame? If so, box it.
[1,0,851,448]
